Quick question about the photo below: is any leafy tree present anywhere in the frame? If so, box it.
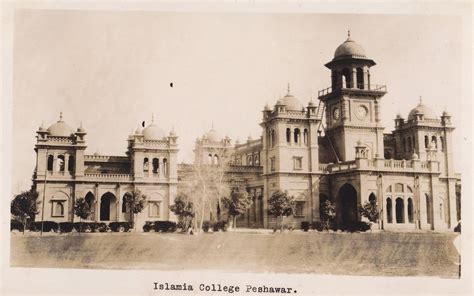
[268,190,295,232]
[321,200,336,231]
[359,200,379,225]
[124,189,147,231]
[222,187,252,230]
[10,189,39,234]
[169,194,195,231]
[74,197,91,233]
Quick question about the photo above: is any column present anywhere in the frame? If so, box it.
[148,155,152,178]
[52,152,58,176]
[116,184,121,222]
[391,198,396,225]
[64,153,69,175]
[404,197,409,224]
[94,185,99,222]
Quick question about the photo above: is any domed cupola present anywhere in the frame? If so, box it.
[334,35,367,60]
[47,112,74,137]
[142,115,166,140]
[407,98,437,121]
[278,84,304,112]
[204,125,222,142]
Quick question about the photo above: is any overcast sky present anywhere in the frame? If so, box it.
[11,10,470,192]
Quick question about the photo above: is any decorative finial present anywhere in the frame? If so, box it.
[59,112,63,121]
[151,113,154,123]
[79,121,83,128]
[287,83,291,95]
[348,30,351,39]
[419,96,423,104]
[211,121,214,129]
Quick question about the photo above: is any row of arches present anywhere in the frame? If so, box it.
[332,67,366,89]
[208,154,219,165]
[143,157,168,175]
[286,128,309,145]
[401,135,444,153]
[386,197,414,224]
[47,154,74,172]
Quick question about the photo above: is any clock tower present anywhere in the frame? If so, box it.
[318,32,387,162]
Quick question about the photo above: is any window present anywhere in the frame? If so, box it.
[424,135,429,148]
[294,201,305,217]
[57,155,65,172]
[152,158,159,173]
[149,202,160,217]
[386,198,392,223]
[68,155,74,172]
[52,201,64,217]
[440,136,444,150]
[162,158,168,176]
[294,128,300,144]
[271,130,276,147]
[431,136,438,149]
[270,157,275,171]
[214,154,219,165]
[286,128,291,143]
[356,67,364,89]
[143,158,149,172]
[47,155,54,171]
[408,198,414,223]
[303,129,308,145]
[293,157,303,170]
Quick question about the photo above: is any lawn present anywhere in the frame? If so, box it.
[10,231,460,277]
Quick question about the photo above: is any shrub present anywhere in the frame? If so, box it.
[73,222,92,233]
[301,221,310,232]
[312,221,325,232]
[337,221,371,232]
[153,221,177,233]
[202,220,211,232]
[143,221,153,232]
[89,222,108,233]
[30,221,58,232]
[11,219,24,232]
[59,222,74,233]
[212,221,227,232]
[109,222,133,232]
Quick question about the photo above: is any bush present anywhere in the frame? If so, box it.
[11,219,24,232]
[59,222,74,233]
[212,221,228,232]
[301,221,310,232]
[311,221,325,232]
[109,222,134,232]
[73,222,92,233]
[337,221,371,232]
[153,221,177,233]
[143,221,154,232]
[88,222,107,233]
[30,221,58,232]
[202,220,211,232]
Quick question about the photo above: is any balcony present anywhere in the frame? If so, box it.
[320,158,440,174]
[318,83,387,100]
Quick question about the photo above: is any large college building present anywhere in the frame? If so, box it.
[32,35,461,231]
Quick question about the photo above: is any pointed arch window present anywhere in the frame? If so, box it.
[143,158,149,172]
[286,128,291,143]
[294,128,301,144]
[162,158,168,176]
[152,158,159,173]
[68,155,75,172]
[57,155,65,172]
[424,135,429,148]
[303,129,308,145]
[47,155,54,171]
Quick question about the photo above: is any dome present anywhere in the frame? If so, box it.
[264,102,271,111]
[143,123,166,140]
[135,127,143,134]
[407,101,437,121]
[76,122,85,133]
[334,37,367,59]
[281,94,304,111]
[47,113,73,137]
[205,128,222,142]
[308,98,316,107]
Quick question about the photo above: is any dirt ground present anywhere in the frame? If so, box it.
[10,230,460,277]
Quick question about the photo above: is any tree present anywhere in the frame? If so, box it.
[124,189,147,231]
[11,189,39,234]
[74,197,91,233]
[222,187,252,230]
[190,144,232,233]
[359,200,379,230]
[169,194,195,232]
[268,190,295,232]
[321,200,336,231]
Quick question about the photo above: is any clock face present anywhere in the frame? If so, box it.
[333,107,340,120]
[356,105,368,119]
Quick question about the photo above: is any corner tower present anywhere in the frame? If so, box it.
[318,32,387,161]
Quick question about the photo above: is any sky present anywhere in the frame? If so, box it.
[10,10,471,192]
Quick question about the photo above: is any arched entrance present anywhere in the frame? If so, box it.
[338,184,358,224]
[85,192,95,220]
[395,198,404,223]
[100,192,117,221]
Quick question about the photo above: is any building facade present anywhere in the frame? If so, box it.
[32,35,461,231]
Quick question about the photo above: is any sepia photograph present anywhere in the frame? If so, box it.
[1,1,472,295]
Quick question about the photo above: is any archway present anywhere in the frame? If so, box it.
[338,184,358,224]
[85,192,95,220]
[100,192,117,221]
[407,198,414,223]
[395,198,404,223]
[319,194,329,221]
[386,198,393,223]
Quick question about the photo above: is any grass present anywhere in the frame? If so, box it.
[10,231,460,277]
